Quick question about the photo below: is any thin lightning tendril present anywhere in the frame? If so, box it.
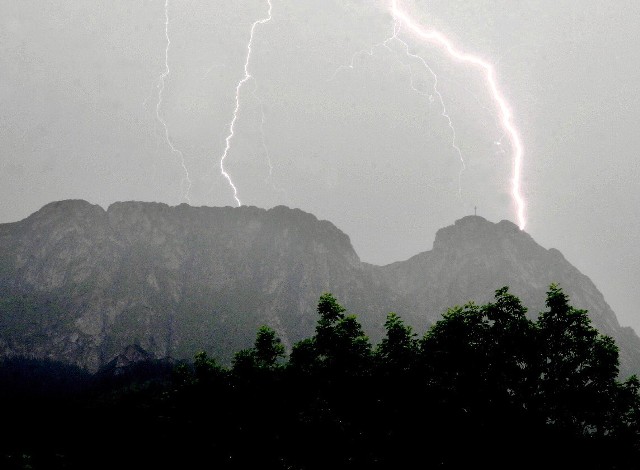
[218,0,273,207]
[252,85,287,196]
[156,0,192,204]
[153,1,526,227]
[390,0,526,229]
[388,22,466,200]
[201,63,225,80]
[328,21,467,201]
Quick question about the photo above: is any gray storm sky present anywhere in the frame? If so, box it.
[1,0,639,331]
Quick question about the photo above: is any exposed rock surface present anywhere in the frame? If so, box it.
[379,216,640,375]
[1,200,638,377]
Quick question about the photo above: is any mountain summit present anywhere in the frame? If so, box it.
[1,200,638,376]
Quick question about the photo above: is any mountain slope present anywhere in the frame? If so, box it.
[0,200,638,377]
[0,200,398,370]
[378,215,640,375]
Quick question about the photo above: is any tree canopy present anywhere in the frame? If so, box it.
[161,285,640,469]
[2,285,639,469]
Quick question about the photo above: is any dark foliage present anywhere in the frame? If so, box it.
[1,286,639,469]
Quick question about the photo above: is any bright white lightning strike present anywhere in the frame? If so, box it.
[156,0,192,203]
[218,0,273,207]
[390,0,527,230]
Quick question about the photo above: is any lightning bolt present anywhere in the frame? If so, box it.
[156,0,192,203]
[329,21,467,201]
[390,0,526,230]
[218,0,273,207]
[387,22,467,200]
[253,85,287,197]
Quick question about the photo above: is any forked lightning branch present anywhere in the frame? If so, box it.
[157,0,527,230]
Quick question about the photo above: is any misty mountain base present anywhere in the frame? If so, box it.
[2,287,640,470]
[3,200,640,380]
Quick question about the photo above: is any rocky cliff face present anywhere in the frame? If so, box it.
[0,200,397,371]
[378,215,640,375]
[1,200,638,377]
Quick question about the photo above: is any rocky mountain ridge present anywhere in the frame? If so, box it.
[1,200,639,377]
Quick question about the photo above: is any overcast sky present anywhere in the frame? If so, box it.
[1,0,639,332]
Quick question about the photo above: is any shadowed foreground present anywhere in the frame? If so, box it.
[2,286,639,469]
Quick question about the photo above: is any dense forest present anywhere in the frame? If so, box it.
[2,285,640,469]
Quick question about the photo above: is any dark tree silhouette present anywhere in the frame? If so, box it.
[2,286,640,470]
